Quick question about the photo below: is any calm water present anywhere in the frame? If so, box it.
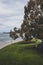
[0,33,22,44]
[0,33,13,44]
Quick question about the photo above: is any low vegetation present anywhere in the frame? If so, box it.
[0,41,43,65]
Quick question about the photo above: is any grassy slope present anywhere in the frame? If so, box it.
[0,41,43,65]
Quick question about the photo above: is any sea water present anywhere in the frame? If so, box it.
[0,33,13,44]
[0,33,22,45]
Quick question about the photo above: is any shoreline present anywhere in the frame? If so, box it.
[0,39,23,49]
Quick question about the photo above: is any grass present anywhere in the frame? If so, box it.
[0,41,43,65]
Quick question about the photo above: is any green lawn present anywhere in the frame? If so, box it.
[0,41,43,65]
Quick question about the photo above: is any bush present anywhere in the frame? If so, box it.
[37,42,43,53]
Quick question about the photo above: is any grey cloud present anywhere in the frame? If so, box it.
[0,0,28,32]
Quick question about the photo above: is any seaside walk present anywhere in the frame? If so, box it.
[0,38,23,49]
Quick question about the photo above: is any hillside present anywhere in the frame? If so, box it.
[0,41,43,65]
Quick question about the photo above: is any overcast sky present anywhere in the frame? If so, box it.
[0,0,28,32]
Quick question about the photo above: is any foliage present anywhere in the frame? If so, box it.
[10,0,43,41]
[37,42,43,53]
